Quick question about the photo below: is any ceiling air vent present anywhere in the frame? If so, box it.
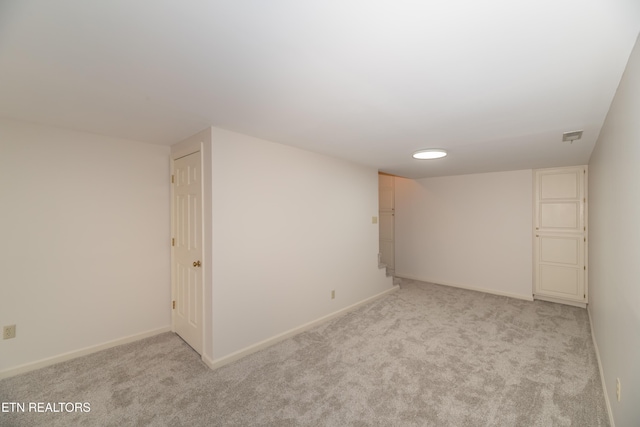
[562,130,583,143]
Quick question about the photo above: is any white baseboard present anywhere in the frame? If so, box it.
[394,273,534,302]
[202,285,400,370]
[0,326,171,380]
[588,306,614,427]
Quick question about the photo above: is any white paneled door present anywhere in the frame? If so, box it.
[173,151,203,353]
[534,166,587,306]
[379,174,395,269]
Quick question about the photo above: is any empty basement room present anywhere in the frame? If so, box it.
[1,1,639,426]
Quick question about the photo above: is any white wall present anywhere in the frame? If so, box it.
[588,34,640,426]
[210,127,392,360]
[0,119,171,375]
[395,170,533,300]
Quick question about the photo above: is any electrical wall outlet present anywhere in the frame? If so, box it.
[616,378,621,402]
[3,325,16,340]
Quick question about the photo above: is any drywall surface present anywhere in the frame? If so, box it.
[395,170,533,299]
[210,127,391,359]
[0,119,171,373]
[588,34,640,426]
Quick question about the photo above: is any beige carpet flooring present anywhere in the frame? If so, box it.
[0,279,609,426]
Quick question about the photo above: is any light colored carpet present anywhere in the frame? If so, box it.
[0,279,609,426]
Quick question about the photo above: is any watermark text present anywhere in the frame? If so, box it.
[2,402,91,413]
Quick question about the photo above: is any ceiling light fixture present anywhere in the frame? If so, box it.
[412,149,447,160]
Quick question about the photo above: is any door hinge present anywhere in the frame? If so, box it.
[171,175,175,184]
[584,237,586,242]
[584,266,586,270]
[171,238,175,246]
[172,300,176,309]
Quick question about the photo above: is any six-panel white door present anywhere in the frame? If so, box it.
[534,166,587,305]
[173,151,203,353]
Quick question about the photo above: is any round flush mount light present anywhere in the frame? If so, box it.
[412,149,447,160]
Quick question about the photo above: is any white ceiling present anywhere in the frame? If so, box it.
[1,1,639,178]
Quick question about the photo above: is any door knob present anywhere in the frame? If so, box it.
[193,260,201,267]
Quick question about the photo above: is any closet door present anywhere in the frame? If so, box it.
[534,167,587,306]
[379,174,395,269]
